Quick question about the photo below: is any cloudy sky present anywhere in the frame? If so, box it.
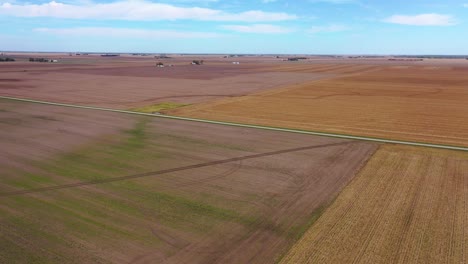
[1,0,467,54]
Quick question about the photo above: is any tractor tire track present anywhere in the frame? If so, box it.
[0,141,355,197]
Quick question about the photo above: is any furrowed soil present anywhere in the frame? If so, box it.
[0,99,377,264]
[0,56,333,108]
[281,145,468,264]
[172,64,468,147]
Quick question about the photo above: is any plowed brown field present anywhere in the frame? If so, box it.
[0,59,332,108]
[0,99,377,263]
[281,145,468,264]
[172,65,468,147]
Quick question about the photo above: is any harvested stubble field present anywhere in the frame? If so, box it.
[0,99,377,263]
[281,145,468,264]
[172,64,468,147]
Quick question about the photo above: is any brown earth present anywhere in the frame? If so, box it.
[281,145,468,264]
[0,56,334,108]
[53,64,271,79]
[172,64,468,147]
[0,99,135,167]
[2,55,467,112]
[0,99,377,264]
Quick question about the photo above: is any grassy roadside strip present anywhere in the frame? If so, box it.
[1,96,467,152]
[129,102,189,114]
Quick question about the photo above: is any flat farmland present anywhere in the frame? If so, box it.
[281,145,468,264]
[172,64,468,147]
[0,99,377,263]
[0,56,333,109]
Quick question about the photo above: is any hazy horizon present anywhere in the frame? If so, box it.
[2,50,468,57]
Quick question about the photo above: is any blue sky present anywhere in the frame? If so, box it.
[1,0,467,54]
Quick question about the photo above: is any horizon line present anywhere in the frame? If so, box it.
[2,50,468,57]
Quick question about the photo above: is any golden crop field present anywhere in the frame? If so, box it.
[171,65,468,147]
[281,145,468,264]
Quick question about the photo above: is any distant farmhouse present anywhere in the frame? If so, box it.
[191,60,204,65]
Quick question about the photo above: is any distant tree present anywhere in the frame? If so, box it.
[0,58,15,62]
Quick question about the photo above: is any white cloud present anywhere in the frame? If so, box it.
[308,24,349,33]
[0,0,297,21]
[262,0,277,3]
[384,13,456,26]
[463,3,468,7]
[221,24,294,33]
[35,27,221,38]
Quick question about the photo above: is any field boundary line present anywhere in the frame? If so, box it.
[1,95,467,152]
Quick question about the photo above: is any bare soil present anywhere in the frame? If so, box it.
[54,64,271,79]
[0,57,333,108]
[0,99,377,264]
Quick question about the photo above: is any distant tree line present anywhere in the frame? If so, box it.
[287,57,307,61]
[155,55,171,59]
[0,57,15,62]
[394,55,467,59]
[388,58,424,61]
[29,58,58,62]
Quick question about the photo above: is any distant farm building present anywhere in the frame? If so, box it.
[191,60,204,65]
